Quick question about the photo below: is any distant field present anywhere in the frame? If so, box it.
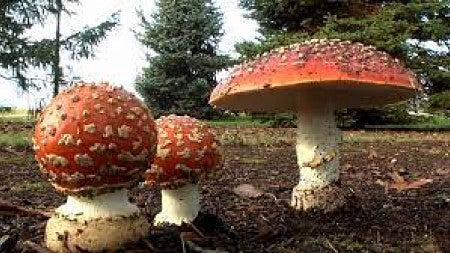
[0,114,33,122]
[0,108,34,122]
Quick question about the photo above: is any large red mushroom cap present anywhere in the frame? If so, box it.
[33,82,157,196]
[210,39,420,112]
[145,115,222,189]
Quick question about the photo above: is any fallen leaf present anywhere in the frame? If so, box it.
[368,147,378,159]
[389,178,433,192]
[233,184,264,198]
[388,171,405,184]
[436,168,449,175]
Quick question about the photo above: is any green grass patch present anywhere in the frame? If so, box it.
[0,154,34,165]
[207,118,270,127]
[0,114,33,122]
[0,132,31,147]
[412,114,450,127]
[10,181,50,193]
[0,107,34,122]
[343,131,450,143]
[237,157,267,164]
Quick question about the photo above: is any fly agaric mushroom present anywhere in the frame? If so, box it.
[209,39,419,211]
[33,82,157,252]
[145,115,222,226]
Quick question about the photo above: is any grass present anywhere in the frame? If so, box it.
[0,114,33,122]
[0,107,34,122]
[412,114,450,128]
[343,131,450,143]
[207,116,270,127]
[0,132,31,147]
[237,157,267,164]
[207,112,450,129]
[10,181,50,193]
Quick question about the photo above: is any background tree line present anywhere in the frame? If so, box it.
[1,0,118,96]
[1,0,448,124]
[236,0,449,126]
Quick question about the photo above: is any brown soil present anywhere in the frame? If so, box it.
[0,126,449,252]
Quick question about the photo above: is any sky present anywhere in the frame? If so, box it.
[0,0,259,108]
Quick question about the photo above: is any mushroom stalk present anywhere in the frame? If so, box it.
[154,183,199,226]
[46,189,149,252]
[291,101,344,211]
[55,189,139,220]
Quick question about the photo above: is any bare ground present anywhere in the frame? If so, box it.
[0,125,449,252]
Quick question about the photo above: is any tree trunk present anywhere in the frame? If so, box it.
[52,0,62,97]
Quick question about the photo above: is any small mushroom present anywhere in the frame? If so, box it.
[33,82,157,252]
[145,115,222,226]
[209,39,419,212]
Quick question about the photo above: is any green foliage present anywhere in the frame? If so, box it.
[336,102,417,128]
[0,0,119,93]
[412,114,450,127]
[239,0,382,35]
[207,116,269,127]
[63,12,120,60]
[427,90,450,116]
[0,132,30,147]
[237,0,449,93]
[136,0,231,118]
[0,0,51,89]
[250,103,419,128]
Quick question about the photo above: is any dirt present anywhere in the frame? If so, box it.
[0,122,33,134]
[0,126,449,252]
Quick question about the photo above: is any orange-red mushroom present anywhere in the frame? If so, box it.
[145,115,222,225]
[210,39,420,212]
[33,82,157,252]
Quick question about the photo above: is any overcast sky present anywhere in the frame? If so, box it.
[0,0,259,107]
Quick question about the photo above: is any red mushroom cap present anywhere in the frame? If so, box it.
[145,115,222,189]
[33,82,157,196]
[210,39,420,112]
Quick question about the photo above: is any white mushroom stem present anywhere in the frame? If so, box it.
[56,189,139,220]
[154,183,200,226]
[46,189,149,252]
[291,100,342,211]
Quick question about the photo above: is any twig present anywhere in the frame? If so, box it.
[23,241,53,253]
[259,214,270,223]
[0,235,18,252]
[142,238,158,252]
[324,238,338,253]
[0,200,51,218]
[264,192,278,202]
[187,222,206,238]
[180,233,187,253]
[267,236,295,251]
[184,240,228,253]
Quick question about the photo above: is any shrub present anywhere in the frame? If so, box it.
[427,90,450,116]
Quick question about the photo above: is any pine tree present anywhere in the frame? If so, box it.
[47,0,119,96]
[136,0,231,118]
[0,0,50,89]
[238,0,449,93]
[0,0,119,95]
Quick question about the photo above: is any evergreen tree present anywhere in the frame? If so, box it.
[0,0,50,89]
[0,0,119,95]
[47,0,119,96]
[238,0,449,93]
[136,0,231,118]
